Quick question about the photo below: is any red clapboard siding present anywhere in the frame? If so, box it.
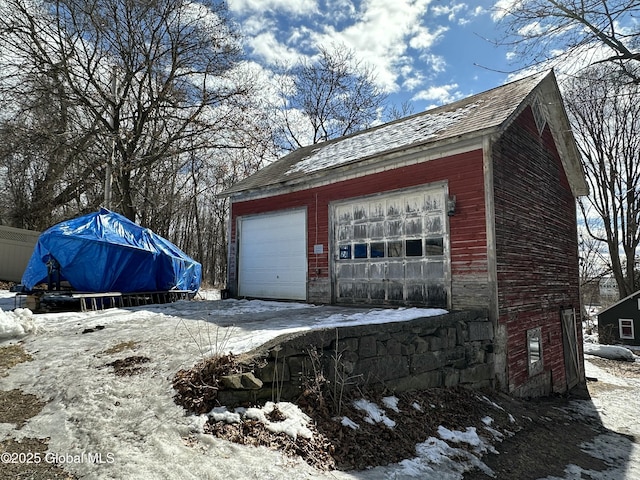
[493,106,582,393]
[230,149,488,292]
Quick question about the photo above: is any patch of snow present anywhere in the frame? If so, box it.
[479,395,505,411]
[481,416,493,426]
[209,406,242,424]
[395,436,494,479]
[353,399,396,428]
[224,402,313,440]
[382,396,400,412]
[0,308,37,340]
[583,333,599,343]
[438,426,482,449]
[340,417,359,430]
[412,402,423,411]
[187,414,208,433]
[584,344,636,362]
[483,426,505,442]
[286,103,479,175]
[2,289,640,480]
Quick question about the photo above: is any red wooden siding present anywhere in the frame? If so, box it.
[493,106,582,394]
[229,149,488,306]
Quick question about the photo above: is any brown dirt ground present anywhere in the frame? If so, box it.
[176,354,640,477]
[1,340,638,479]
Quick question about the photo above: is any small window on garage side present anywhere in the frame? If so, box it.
[527,327,543,376]
[619,319,635,340]
[406,239,423,257]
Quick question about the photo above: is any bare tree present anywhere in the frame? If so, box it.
[274,44,387,151]
[494,0,640,83]
[0,0,256,222]
[564,65,640,299]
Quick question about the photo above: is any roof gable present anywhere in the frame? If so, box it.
[224,70,588,198]
[598,290,640,316]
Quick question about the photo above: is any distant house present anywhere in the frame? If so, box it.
[222,71,589,397]
[598,290,640,346]
[598,276,620,304]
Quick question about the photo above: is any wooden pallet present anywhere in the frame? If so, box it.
[14,290,194,313]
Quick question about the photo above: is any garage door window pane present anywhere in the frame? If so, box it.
[406,239,423,256]
[354,243,367,258]
[425,238,444,256]
[354,224,367,239]
[371,242,385,258]
[388,241,403,257]
[339,245,351,259]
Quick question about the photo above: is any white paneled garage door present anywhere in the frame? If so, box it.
[237,209,307,300]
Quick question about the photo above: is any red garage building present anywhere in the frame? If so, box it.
[222,71,588,397]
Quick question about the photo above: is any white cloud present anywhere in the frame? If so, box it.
[411,83,461,106]
[517,20,544,37]
[246,31,303,66]
[402,69,425,91]
[409,25,449,49]
[421,53,447,73]
[431,3,466,22]
[491,0,521,21]
[227,0,318,16]
[471,6,487,17]
[230,0,459,97]
[325,0,358,23]
[305,0,443,92]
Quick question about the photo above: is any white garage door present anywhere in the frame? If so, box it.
[237,209,307,300]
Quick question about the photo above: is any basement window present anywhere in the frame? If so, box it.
[527,327,543,376]
[619,319,635,340]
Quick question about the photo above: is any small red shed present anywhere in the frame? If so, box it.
[222,71,588,397]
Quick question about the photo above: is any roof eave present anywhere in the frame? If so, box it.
[225,130,493,201]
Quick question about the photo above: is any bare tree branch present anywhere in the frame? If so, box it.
[565,65,640,298]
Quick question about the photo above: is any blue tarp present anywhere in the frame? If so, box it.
[21,208,202,293]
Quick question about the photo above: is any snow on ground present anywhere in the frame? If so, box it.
[583,343,637,362]
[1,290,640,479]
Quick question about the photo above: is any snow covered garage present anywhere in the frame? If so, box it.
[223,71,589,396]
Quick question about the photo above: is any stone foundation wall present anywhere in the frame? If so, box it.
[217,310,494,406]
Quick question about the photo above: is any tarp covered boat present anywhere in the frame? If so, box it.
[21,208,201,293]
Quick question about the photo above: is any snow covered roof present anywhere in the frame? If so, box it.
[224,70,587,198]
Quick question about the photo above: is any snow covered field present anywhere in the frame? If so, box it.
[1,290,639,479]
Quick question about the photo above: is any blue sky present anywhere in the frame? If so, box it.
[226,0,518,112]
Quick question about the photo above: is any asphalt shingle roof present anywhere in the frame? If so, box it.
[224,71,587,197]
